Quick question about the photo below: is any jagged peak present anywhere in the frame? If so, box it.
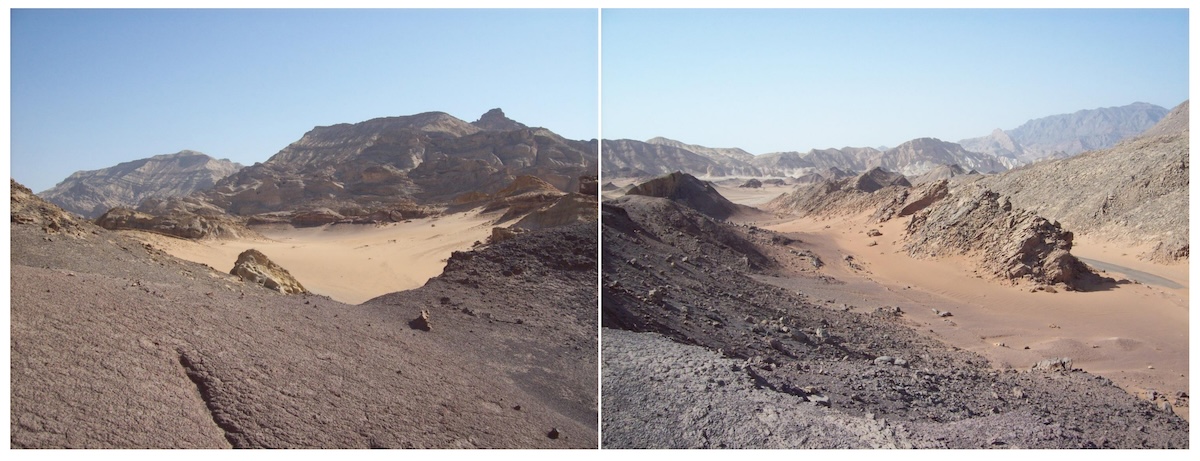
[471,107,529,131]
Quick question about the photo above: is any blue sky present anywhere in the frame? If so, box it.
[602,8,1189,154]
[9,8,599,192]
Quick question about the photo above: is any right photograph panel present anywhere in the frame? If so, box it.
[600,8,1190,449]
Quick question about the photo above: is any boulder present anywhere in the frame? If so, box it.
[230,249,307,294]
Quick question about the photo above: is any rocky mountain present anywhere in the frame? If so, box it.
[878,138,1011,176]
[11,179,597,448]
[959,102,1169,164]
[972,100,1189,263]
[646,137,755,163]
[38,150,243,219]
[601,139,763,178]
[198,109,595,219]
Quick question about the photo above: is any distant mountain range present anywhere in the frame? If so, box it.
[959,102,1169,164]
[602,102,1170,179]
[39,150,243,218]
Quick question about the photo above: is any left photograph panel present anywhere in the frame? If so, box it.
[10,8,599,448]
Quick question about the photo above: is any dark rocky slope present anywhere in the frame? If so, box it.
[11,179,597,448]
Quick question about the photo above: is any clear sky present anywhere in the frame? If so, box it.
[601,8,1189,154]
[9,8,599,193]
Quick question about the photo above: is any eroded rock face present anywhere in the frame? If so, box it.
[11,179,91,237]
[94,197,258,240]
[230,249,307,294]
[904,188,1096,288]
[38,150,243,219]
[203,110,595,215]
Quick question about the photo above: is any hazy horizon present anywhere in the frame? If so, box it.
[602,9,1188,156]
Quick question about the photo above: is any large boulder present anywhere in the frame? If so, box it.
[230,249,307,294]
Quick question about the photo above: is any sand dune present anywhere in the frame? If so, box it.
[125,209,499,304]
[718,184,1189,421]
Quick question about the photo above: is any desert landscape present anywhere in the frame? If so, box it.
[11,109,601,448]
[600,101,1189,448]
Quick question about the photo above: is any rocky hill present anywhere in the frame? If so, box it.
[959,102,1169,164]
[973,100,1189,263]
[910,164,977,184]
[878,138,1011,176]
[11,178,597,448]
[38,150,243,219]
[203,110,595,219]
[625,172,756,221]
[766,167,913,219]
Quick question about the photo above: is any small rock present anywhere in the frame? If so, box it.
[807,394,831,406]
[409,310,432,331]
[547,428,560,440]
[874,356,894,366]
[1032,357,1072,372]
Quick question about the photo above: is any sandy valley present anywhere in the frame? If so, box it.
[717,183,1190,421]
[123,209,500,305]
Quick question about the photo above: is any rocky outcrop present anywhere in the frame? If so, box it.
[471,108,529,132]
[39,150,242,219]
[738,179,762,188]
[230,249,307,294]
[95,197,259,240]
[904,188,1097,288]
[11,179,91,237]
[289,208,344,227]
